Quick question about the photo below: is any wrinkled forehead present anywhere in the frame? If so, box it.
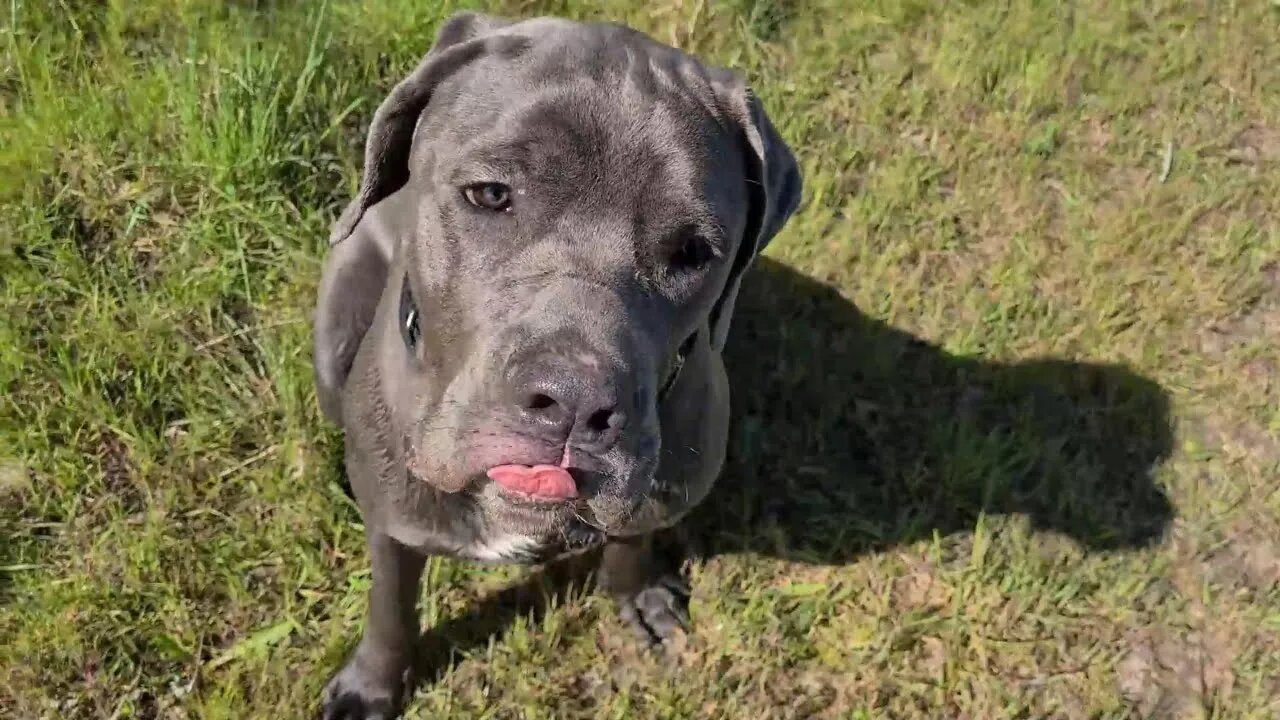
[418,31,747,213]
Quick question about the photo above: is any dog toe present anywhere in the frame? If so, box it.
[322,692,395,720]
[618,573,691,648]
[321,662,404,720]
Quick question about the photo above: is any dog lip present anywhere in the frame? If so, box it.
[483,465,611,504]
[487,464,578,498]
[492,486,576,506]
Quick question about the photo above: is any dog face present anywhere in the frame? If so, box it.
[315,13,801,546]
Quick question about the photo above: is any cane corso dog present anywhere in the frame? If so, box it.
[313,12,801,718]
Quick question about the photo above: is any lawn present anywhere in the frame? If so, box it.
[2,0,1279,717]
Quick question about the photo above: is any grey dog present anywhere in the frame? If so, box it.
[312,11,801,719]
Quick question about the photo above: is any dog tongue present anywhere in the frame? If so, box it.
[486,464,578,499]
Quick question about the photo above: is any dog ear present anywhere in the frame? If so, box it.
[314,12,510,423]
[313,220,392,423]
[328,11,513,245]
[707,76,803,352]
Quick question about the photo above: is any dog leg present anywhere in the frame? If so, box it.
[598,533,690,648]
[323,533,425,720]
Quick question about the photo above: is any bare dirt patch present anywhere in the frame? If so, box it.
[1199,263,1280,357]
[89,428,143,513]
[892,554,951,611]
[1187,412,1280,467]
[1225,124,1280,166]
[1117,625,1236,719]
[0,457,32,504]
[1207,519,1280,594]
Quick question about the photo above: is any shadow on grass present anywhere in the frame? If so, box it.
[689,257,1174,559]
[380,256,1174,687]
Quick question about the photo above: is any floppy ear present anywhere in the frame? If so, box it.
[313,220,391,423]
[314,12,510,423]
[329,11,513,245]
[707,79,803,352]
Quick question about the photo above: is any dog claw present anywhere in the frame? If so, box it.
[617,573,691,648]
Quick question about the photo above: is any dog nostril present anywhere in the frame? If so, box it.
[586,408,624,434]
[525,393,557,411]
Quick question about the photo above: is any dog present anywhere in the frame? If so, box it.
[313,12,801,718]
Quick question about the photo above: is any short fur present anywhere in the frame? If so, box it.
[314,12,801,718]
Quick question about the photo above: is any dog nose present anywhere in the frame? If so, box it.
[511,361,628,445]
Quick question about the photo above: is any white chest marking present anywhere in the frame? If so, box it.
[463,532,542,563]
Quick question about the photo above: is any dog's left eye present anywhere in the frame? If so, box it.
[668,230,717,272]
[399,277,420,350]
[462,183,512,212]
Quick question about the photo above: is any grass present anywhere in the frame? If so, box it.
[2,0,1279,717]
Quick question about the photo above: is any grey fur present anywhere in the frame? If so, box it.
[314,12,800,719]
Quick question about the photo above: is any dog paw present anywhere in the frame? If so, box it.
[321,659,406,720]
[616,573,691,649]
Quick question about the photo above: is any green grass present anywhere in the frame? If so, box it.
[2,0,1279,717]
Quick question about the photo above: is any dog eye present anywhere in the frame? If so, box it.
[403,306,420,347]
[399,277,420,350]
[668,231,716,271]
[462,183,512,212]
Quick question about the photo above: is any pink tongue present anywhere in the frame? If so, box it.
[486,464,578,499]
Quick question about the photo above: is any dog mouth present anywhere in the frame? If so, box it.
[478,468,617,548]
[484,465,612,506]
[486,463,579,500]
[479,461,650,535]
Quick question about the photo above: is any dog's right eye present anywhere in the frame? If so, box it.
[462,183,512,212]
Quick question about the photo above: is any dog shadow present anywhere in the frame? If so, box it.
[686,257,1173,560]
[404,256,1175,683]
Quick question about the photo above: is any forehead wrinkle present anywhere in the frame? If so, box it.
[495,88,666,186]
[440,56,725,228]
[448,93,562,179]
[437,32,724,182]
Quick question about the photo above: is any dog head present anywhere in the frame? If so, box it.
[315,12,801,542]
